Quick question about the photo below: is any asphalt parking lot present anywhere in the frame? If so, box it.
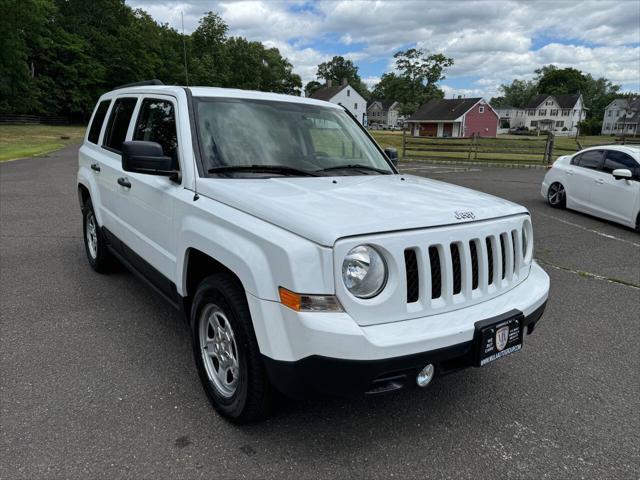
[1,146,639,479]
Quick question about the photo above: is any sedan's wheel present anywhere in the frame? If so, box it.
[191,274,272,423]
[547,182,566,209]
[82,198,115,273]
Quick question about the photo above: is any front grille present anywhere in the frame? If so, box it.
[404,249,419,303]
[428,246,441,299]
[403,223,527,307]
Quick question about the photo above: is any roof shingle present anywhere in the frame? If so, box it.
[408,98,483,121]
[309,84,347,101]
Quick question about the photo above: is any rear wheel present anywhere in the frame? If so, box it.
[547,182,566,209]
[191,273,272,423]
[82,199,115,273]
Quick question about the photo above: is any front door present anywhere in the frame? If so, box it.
[590,149,640,225]
[420,123,437,137]
[114,95,182,284]
[442,123,453,137]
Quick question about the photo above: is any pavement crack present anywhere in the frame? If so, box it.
[536,257,640,290]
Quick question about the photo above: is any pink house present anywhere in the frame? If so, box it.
[406,97,499,138]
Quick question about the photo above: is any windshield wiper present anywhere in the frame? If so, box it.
[208,165,318,177]
[316,164,392,175]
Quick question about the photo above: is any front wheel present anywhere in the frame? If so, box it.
[191,274,272,423]
[547,182,566,209]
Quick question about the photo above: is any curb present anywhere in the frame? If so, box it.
[400,158,549,169]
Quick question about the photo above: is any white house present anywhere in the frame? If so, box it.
[601,97,639,136]
[494,105,526,129]
[523,94,585,133]
[366,100,401,127]
[309,80,367,124]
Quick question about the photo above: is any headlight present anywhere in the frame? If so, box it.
[342,245,387,298]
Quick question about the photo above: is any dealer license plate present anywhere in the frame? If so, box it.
[474,312,524,367]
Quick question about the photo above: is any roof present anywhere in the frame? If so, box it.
[525,93,581,109]
[368,100,397,110]
[407,97,484,121]
[525,94,551,109]
[99,85,343,109]
[309,84,348,101]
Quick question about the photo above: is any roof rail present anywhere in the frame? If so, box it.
[114,79,164,89]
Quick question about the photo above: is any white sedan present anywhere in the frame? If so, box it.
[541,145,640,230]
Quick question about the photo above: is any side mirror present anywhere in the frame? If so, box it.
[384,147,398,167]
[122,141,177,178]
[612,168,632,180]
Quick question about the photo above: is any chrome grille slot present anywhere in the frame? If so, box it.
[486,237,494,286]
[404,249,419,303]
[428,246,441,299]
[470,240,479,290]
[450,243,462,295]
[499,233,507,280]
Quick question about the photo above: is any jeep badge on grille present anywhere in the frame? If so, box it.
[454,210,475,220]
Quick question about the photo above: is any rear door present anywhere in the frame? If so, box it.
[567,150,604,212]
[98,97,138,238]
[114,95,182,283]
[591,149,640,225]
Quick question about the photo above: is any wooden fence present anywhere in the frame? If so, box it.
[401,131,581,165]
[0,114,69,125]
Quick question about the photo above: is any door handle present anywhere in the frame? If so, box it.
[117,177,131,188]
[90,163,101,172]
[594,178,604,184]
[566,169,573,175]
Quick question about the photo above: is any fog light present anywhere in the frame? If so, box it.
[416,364,435,387]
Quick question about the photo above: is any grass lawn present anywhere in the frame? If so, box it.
[0,124,86,162]
[370,131,617,164]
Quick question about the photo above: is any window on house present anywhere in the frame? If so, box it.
[354,103,358,110]
[561,109,569,116]
[604,123,610,129]
[608,110,612,117]
[550,109,558,116]
[555,121,564,128]
[538,109,546,116]
[573,110,577,115]
[527,109,535,115]
[347,90,350,97]
[88,100,111,144]
[479,106,485,113]
[531,121,538,127]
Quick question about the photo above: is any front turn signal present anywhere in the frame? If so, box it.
[278,287,343,312]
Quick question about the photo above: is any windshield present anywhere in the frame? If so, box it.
[194,98,394,177]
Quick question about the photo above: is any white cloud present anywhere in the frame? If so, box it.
[128,0,640,94]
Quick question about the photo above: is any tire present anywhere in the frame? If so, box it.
[191,273,272,423]
[635,213,640,232]
[547,182,566,209]
[82,198,115,273]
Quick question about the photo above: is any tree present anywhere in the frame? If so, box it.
[304,80,323,97]
[535,66,587,96]
[494,79,538,108]
[375,48,453,115]
[315,55,370,99]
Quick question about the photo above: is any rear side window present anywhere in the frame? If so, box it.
[575,150,603,170]
[602,150,638,176]
[103,98,137,153]
[88,100,111,144]
[133,99,179,162]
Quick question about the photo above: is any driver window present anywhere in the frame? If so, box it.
[308,117,365,161]
[134,98,179,169]
[602,150,637,177]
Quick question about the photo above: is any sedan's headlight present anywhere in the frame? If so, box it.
[342,245,387,298]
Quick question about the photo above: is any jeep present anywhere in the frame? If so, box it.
[77,80,549,423]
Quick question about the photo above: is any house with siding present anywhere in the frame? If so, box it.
[494,105,526,129]
[309,79,367,125]
[601,97,639,136]
[405,97,499,138]
[523,94,585,133]
[367,100,401,127]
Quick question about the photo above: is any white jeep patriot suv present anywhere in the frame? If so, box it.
[78,81,550,423]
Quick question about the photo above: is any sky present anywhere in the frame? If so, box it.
[128,0,640,98]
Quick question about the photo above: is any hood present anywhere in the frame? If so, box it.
[196,174,528,246]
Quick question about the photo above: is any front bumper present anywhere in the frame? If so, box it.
[263,301,546,398]
[246,261,550,396]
